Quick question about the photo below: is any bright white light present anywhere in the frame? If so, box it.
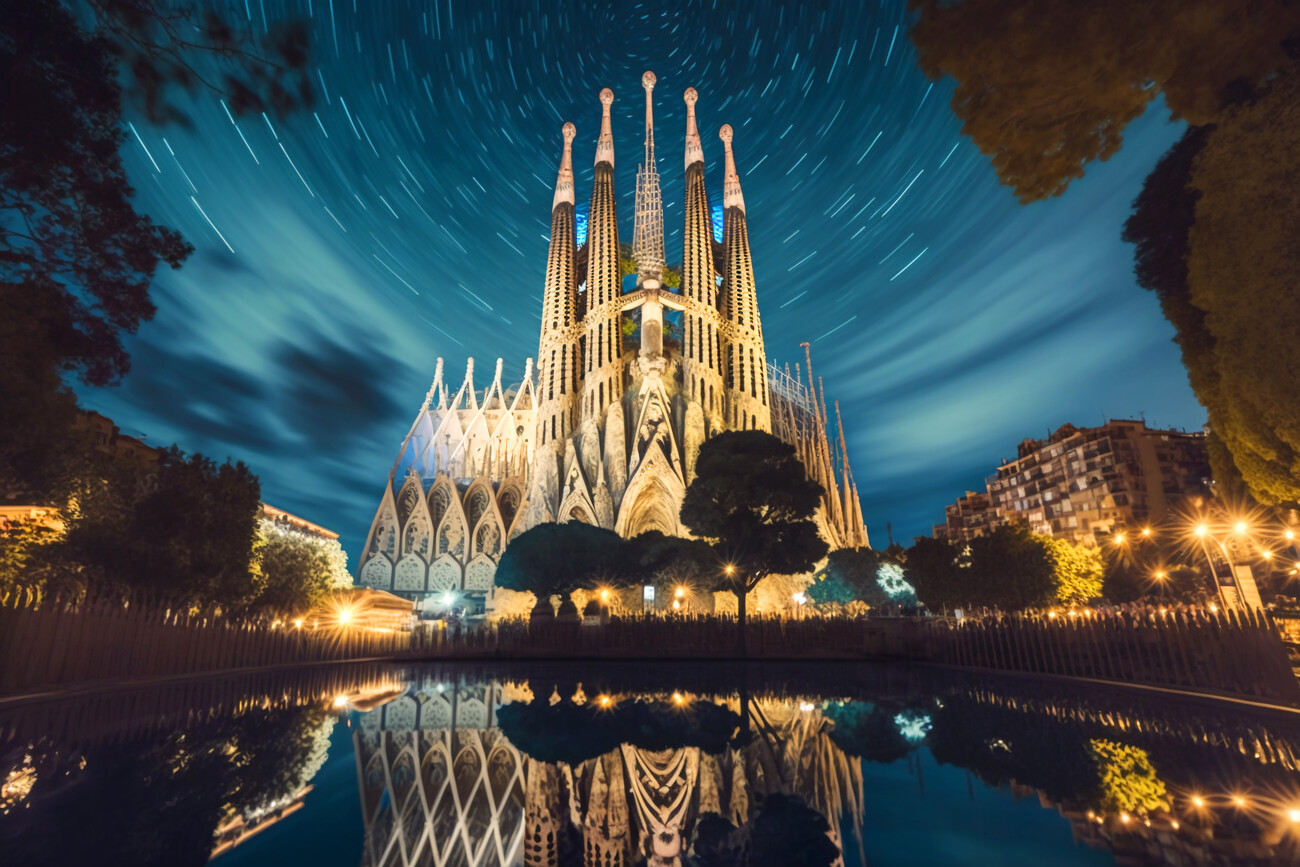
[877,562,916,599]
[442,592,455,606]
[894,710,932,742]
[799,702,815,712]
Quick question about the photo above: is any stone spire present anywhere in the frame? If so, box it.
[719,124,746,214]
[681,87,723,420]
[719,124,768,432]
[537,123,581,449]
[595,87,615,167]
[632,71,665,281]
[582,88,624,423]
[684,87,704,170]
[552,121,576,210]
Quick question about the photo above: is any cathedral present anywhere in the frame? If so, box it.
[358,73,869,616]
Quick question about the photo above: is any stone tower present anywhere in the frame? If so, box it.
[632,71,665,281]
[719,125,772,433]
[535,123,580,451]
[680,88,726,443]
[581,88,625,425]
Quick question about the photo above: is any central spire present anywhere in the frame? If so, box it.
[719,124,746,214]
[632,70,665,282]
[595,88,615,167]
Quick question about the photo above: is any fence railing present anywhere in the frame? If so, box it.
[937,606,1300,704]
[0,587,410,695]
[3,586,1297,706]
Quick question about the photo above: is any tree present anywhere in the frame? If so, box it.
[904,536,966,612]
[1043,536,1104,604]
[807,547,885,607]
[748,793,839,867]
[908,0,1300,202]
[909,1,1300,504]
[251,522,351,613]
[679,431,828,652]
[494,522,627,608]
[964,524,1057,610]
[623,530,715,599]
[60,446,261,605]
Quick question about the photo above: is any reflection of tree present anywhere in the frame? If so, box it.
[823,702,915,765]
[1,704,329,867]
[1089,739,1170,816]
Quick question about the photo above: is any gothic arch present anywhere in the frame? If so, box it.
[567,505,593,524]
[402,496,434,560]
[427,476,456,535]
[360,555,393,590]
[394,554,427,593]
[435,498,470,561]
[464,554,496,592]
[396,474,423,528]
[496,481,523,534]
[464,479,494,532]
[473,515,503,558]
[615,448,686,538]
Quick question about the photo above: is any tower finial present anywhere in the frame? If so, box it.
[719,124,745,213]
[642,71,656,132]
[684,88,703,170]
[553,122,576,209]
[595,88,615,167]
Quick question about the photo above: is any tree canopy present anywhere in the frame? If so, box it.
[680,431,828,631]
[494,521,628,601]
[908,0,1300,202]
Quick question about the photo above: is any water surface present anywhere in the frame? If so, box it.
[2,662,1298,866]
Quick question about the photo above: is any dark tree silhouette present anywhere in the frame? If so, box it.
[680,431,827,653]
[494,521,628,608]
[806,547,887,608]
[749,793,840,867]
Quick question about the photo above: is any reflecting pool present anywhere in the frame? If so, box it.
[3,662,1300,866]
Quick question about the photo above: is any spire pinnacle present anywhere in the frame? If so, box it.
[719,124,745,213]
[684,88,703,170]
[642,71,656,133]
[553,122,576,210]
[595,88,614,167]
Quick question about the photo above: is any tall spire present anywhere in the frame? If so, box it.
[595,87,615,167]
[553,121,576,210]
[720,124,768,432]
[684,87,703,170]
[633,71,665,281]
[537,122,581,449]
[582,88,624,422]
[719,124,746,214]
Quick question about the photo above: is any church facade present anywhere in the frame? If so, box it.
[358,74,868,615]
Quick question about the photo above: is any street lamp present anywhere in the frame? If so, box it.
[1191,519,1263,612]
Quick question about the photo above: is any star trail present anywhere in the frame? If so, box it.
[80,0,1207,558]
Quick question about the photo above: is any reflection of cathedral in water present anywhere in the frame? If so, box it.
[353,681,863,866]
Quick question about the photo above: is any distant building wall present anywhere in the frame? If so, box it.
[936,420,1211,545]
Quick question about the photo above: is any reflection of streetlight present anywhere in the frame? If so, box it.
[674,586,686,599]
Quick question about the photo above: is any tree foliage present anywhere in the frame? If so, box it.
[251,522,351,613]
[57,446,261,604]
[908,0,1300,202]
[680,431,828,634]
[494,521,627,601]
[907,526,1102,611]
[807,547,885,606]
[748,793,840,867]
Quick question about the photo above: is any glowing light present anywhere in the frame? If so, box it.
[1114,533,1126,545]
[894,710,932,742]
[1120,812,1130,824]
[1191,795,1205,808]
[1048,610,1057,619]
[1263,551,1274,560]
[1232,795,1247,808]
[1288,808,1300,823]
[597,695,612,708]
[724,564,735,576]
[1195,525,1209,537]
[1141,528,1152,537]
[1171,820,1180,829]
[1287,530,1296,540]
[674,586,686,599]
[333,694,348,707]
[1235,521,1249,534]
[599,588,611,602]
[793,592,807,605]
[1209,604,1218,613]
[293,618,304,629]
[337,608,353,625]
[441,592,455,606]
[672,692,685,706]
[1154,571,1167,581]
[672,599,681,610]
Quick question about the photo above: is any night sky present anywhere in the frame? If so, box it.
[80,0,1206,562]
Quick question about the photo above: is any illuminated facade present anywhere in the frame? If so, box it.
[358,73,868,613]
